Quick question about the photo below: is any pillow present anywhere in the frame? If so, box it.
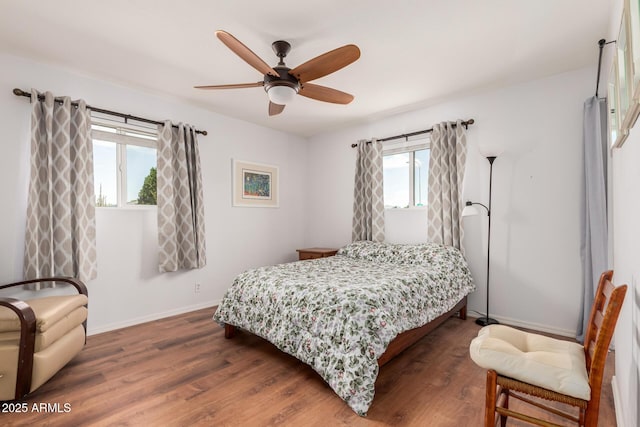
[383,242,445,265]
[338,240,456,266]
[336,240,393,262]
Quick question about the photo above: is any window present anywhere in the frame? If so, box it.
[91,117,158,207]
[383,139,430,208]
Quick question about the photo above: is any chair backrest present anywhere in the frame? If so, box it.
[583,270,627,391]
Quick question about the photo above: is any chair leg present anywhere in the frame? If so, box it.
[583,403,598,427]
[500,389,509,427]
[485,370,498,427]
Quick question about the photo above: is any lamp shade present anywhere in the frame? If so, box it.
[462,204,480,217]
[478,145,504,158]
[267,85,296,105]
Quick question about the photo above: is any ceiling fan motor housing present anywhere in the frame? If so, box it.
[264,66,300,94]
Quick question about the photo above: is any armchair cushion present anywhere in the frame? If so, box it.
[31,324,86,392]
[469,324,590,400]
[0,294,88,333]
[0,306,87,352]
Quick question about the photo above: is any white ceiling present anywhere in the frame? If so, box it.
[0,0,612,137]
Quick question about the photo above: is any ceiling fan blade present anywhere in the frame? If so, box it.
[289,44,360,83]
[215,30,280,77]
[194,82,264,90]
[299,83,354,104]
[269,102,285,116]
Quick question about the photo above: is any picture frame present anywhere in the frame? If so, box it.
[619,6,639,132]
[629,0,640,109]
[232,159,279,207]
[610,3,633,148]
[618,9,631,125]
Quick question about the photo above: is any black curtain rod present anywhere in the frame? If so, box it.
[12,88,208,136]
[595,39,616,98]
[351,118,474,148]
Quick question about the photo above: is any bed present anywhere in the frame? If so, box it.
[213,240,475,415]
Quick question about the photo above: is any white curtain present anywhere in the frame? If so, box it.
[427,120,467,249]
[156,122,206,272]
[352,139,385,242]
[577,96,608,342]
[23,90,97,287]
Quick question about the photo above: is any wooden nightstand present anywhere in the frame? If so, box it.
[296,247,338,260]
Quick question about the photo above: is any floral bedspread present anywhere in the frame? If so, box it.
[213,241,475,415]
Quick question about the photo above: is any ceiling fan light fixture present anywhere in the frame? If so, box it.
[267,85,297,105]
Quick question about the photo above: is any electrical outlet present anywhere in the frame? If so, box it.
[194,283,201,293]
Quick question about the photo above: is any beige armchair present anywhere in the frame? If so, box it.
[0,277,88,401]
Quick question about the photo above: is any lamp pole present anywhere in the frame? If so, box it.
[478,156,498,326]
[464,156,499,326]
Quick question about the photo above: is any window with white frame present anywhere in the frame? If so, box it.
[91,115,158,207]
[383,138,430,209]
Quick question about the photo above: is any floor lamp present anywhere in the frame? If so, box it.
[463,156,499,327]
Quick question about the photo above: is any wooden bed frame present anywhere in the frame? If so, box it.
[223,295,467,367]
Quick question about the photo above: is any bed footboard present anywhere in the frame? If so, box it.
[377,296,467,367]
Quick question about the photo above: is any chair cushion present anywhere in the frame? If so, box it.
[469,325,590,400]
[31,324,86,392]
[0,306,87,352]
[0,294,88,333]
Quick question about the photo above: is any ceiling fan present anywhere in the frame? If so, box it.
[195,31,360,116]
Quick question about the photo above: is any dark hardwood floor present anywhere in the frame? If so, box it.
[0,308,616,426]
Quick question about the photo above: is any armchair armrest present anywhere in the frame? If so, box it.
[0,298,36,399]
[0,277,88,298]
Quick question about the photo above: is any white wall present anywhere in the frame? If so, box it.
[305,67,593,337]
[611,132,640,427]
[0,53,308,334]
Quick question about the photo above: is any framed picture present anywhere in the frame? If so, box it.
[232,159,279,207]
[620,7,639,132]
[629,0,640,110]
[618,9,631,124]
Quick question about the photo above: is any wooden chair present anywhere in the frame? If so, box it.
[469,270,627,426]
[0,277,88,401]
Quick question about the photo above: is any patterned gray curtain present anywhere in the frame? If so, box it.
[352,138,384,242]
[157,122,206,272]
[427,121,467,249]
[23,90,97,288]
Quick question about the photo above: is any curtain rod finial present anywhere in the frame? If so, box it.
[598,39,606,47]
[13,88,26,97]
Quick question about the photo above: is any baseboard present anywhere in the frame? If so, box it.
[611,375,627,427]
[469,311,576,337]
[87,299,220,336]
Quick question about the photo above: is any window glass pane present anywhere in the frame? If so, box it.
[126,145,157,205]
[93,140,117,207]
[414,149,430,207]
[383,152,410,208]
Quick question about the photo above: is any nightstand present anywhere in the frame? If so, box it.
[296,247,338,260]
